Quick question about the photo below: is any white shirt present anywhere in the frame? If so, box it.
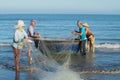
[13,29,28,49]
[14,29,28,42]
[28,25,34,37]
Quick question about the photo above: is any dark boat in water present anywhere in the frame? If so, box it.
[39,37,79,53]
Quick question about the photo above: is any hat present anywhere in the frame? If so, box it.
[31,20,37,24]
[31,20,36,22]
[83,23,89,27]
[15,20,25,28]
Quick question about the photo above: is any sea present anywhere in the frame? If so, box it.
[0,14,120,48]
[0,14,120,80]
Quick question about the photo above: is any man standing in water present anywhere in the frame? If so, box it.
[83,23,95,54]
[72,20,87,55]
[27,20,41,48]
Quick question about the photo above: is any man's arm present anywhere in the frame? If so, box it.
[72,31,82,36]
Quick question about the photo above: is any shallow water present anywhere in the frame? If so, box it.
[0,14,120,80]
[0,46,120,80]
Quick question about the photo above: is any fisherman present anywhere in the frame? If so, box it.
[27,20,41,48]
[83,23,95,54]
[13,20,32,71]
[72,20,87,55]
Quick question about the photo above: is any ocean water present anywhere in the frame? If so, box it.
[0,14,120,80]
[0,14,120,49]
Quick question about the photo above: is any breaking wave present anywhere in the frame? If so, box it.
[0,43,11,46]
[0,43,120,49]
[95,43,120,49]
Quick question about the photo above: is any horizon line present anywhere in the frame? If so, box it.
[0,13,120,15]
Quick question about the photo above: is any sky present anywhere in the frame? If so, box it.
[0,0,120,14]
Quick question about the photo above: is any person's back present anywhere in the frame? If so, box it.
[86,27,94,38]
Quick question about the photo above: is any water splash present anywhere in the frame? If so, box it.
[41,67,82,80]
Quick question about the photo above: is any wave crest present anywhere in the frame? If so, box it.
[95,43,120,49]
[0,43,120,49]
[0,43,11,46]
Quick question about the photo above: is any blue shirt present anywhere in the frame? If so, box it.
[79,26,87,40]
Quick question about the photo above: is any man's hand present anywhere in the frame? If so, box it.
[23,38,33,43]
[72,31,77,34]
[18,43,24,48]
[22,38,28,42]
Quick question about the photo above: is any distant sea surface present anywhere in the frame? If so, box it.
[0,14,120,49]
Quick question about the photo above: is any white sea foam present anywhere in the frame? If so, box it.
[0,43,120,49]
[95,43,120,49]
[41,67,83,80]
[0,43,11,46]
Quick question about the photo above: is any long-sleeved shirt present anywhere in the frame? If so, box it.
[13,29,28,49]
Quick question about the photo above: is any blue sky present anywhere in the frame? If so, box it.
[0,0,120,14]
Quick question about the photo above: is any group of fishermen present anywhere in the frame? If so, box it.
[12,20,95,72]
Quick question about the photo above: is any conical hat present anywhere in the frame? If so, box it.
[83,23,89,27]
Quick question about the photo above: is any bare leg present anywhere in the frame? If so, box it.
[17,49,21,70]
[13,47,18,71]
[91,37,95,54]
[13,47,21,72]
[87,40,90,54]
[15,70,20,80]
[26,46,32,64]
